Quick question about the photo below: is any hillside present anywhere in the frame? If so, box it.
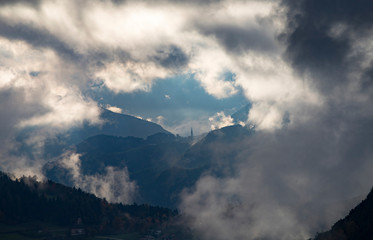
[0,171,193,240]
[44,125,253,208]
[314,187,373,240]
[69,109,170,142]
[39,108,170,159]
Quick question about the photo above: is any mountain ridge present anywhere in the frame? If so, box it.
[42,108,170,159]
[313,187,373,240]
[44,125,253,208]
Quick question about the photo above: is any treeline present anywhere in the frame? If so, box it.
[0,171,178,235]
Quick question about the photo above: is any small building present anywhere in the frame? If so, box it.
[70,217,86,237]
[140,235,156,240]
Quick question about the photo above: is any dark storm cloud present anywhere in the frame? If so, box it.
[199,24,278,54]
[153,45,189,70]
[0,14,135,73]
[0,0,41,7]
[0,89,29,141]
[110,0,223,5]
[166,0,223,4]
[0,17,81,61]
[0,87,46,173]
[181,91,373,240]
[180,1,373,239]
[361,63,373,92]
[282,0,373,92]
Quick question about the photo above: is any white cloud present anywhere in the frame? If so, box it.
[0,36,102,179]
[0,37,102,131]
[85,2,186,50]
[190,45,238,98]
[94,61,168,93]
[19,89,102,129]
[209,111,234,130]
[0,0,322,131]
[105,104,123,114]
[156,115,165,125]
[248,102,283,130]
[59,152,137,204]
[0,150,45,180]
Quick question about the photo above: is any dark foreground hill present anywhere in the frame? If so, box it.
[314,187,373,240]
[0,171,194,240]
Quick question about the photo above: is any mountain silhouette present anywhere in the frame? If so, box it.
[69,108,170,142]
[313,187,373,240]
[44,125,253,208]
[42,108,170,158]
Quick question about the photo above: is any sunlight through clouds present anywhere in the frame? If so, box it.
[1,1,373,239]
[0,0,320,131]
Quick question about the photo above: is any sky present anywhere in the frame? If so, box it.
[1,0,373,239]
[0,0,314,137]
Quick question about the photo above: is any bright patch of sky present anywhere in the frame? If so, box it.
[89,74,248,135]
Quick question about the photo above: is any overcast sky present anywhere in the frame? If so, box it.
[1,0,373,239]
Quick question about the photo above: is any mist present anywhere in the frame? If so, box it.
[179,0,373,239]
[0,0,373,239]
[50,151,138,204]
[181,107,373,239]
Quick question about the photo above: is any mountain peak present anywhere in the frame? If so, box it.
[68,108,170,143]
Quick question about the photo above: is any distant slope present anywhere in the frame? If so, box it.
[45,125,253,208]
[43,108,170,158]
[181,125,253,170]
[69,109,170,142]
[314,187,373,240]
[150,125,253,206]
[44,132,193,206]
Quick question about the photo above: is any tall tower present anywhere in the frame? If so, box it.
[191,128,194,139]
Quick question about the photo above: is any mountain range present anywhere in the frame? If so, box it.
[40,108,170,159]
[44,124,253,208]
[4,105,373,239]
